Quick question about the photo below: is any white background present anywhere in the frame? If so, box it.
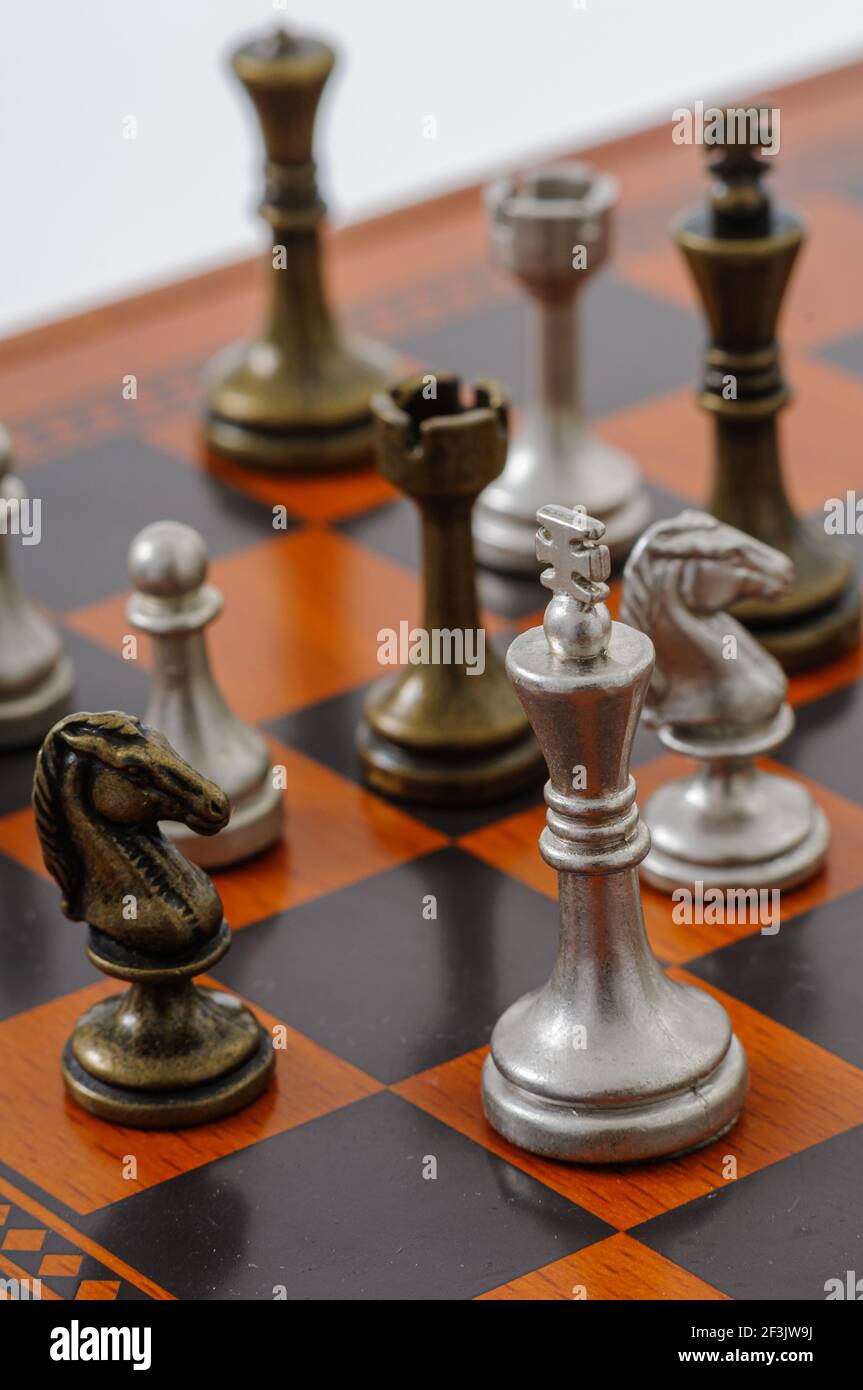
[1,0,861,335]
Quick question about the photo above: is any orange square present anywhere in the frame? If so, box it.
[39,1254,83,1278]
[75,1280,120,1300]
[599,386,710,505]
[780,352,863,511]
[477,1233,727,1301]
[0,980,381,1215]
[3,1227,45,1252]
[213,740,446,928]
[788,643,862,708]
[395,977,863,1229]
[146,413,401,523]
[67,529,422,724]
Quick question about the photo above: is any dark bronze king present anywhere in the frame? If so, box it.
[205,28,397,470]
[673,116,859,670]
[481,505,748,1161]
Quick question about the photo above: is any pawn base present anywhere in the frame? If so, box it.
[356,719,545,805]
[0,654,75,749]
[481,1034,748,1164]
[163,776,283,870]
[640,806,829,894]
[62,1027,274,1129]
[642,771,830,894]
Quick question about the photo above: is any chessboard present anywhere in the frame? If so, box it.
[0,57,862,1305]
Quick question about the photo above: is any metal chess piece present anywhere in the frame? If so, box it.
[357,374,545,803]
[481,504,748,1162]
[204,28,399,471]
[0,428,74,746]
[473,165,650,572]
[127,521,283,869]
[33,712,275,1126]
[621,510,829,893]
[673,116,859,671]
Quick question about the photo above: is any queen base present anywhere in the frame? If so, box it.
[162,776,283,870]
[356,718,544,804]
[205,335,399,472]
[481,1033,748,1164]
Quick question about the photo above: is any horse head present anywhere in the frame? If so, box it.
[33,711,229,956]
[621,511,791,731]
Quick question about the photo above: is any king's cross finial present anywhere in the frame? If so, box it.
[536,504,611,606]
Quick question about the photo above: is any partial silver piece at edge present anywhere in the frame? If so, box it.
[481,504,748,1163]
[621,510,829,893]
[473,165,650,573]
[0,429,74,747]
[127,521,283,869]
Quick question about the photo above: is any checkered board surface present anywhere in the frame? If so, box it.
[0,61,862,1304]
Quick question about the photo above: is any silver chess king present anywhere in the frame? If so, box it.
[481,504,748,1162]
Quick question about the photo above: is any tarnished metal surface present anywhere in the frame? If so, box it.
[33,711,274,1126]
[205,28,398,470]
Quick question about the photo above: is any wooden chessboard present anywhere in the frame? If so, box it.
[0,58,862,1304]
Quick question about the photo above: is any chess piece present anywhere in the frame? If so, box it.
[481,504,748,1162]
[357,374,544,802]
[0,428,74,746]
[621,510,829,892]
[33,712,275,1126]
[473,165,650,572]
[673,116,859,671]
[205,27,398,470]
[127,521,283,869]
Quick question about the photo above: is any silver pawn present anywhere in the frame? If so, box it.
[127,521,283,869]
[481,504,748,1163]
[621,510,829,892]
[473,165,650,573]
[0,429,74,746]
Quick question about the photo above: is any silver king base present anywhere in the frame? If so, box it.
[482,1028,748,1164]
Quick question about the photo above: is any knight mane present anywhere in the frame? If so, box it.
[32,711,144,921]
